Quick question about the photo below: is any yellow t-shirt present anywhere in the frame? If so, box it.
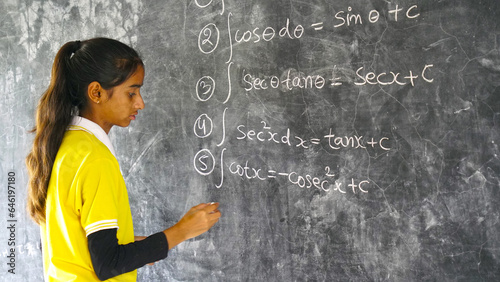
[40,117,136,281]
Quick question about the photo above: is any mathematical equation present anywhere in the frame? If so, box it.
[197,2,421,62]
[194,61,434,108]
[242,65,434,92]
[189,1,424,193]
[193,148,370,193]
[194,112,391,151]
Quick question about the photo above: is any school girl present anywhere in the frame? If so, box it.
[26,37,221,281]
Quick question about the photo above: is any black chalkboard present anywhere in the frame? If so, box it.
[1,0,499,281]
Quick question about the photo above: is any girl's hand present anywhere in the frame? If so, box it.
[163,202,221,250]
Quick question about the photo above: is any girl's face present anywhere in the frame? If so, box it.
[98,65,145,133]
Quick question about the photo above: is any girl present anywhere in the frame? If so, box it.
[26,38,221,281]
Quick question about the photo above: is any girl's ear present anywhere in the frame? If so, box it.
[87,82,103,104]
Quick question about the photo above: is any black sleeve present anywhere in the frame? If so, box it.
[87,229,169,281]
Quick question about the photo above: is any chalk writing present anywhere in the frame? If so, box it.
[228,160,370,193]
[195,0,225,15]
[234,18,304,44]
[198,23,220,54]
[311,22,323,31]
[354,65,434,86]
[193,149,215,176]
[333,4,419,28]
[242,69,325,91]
[236,121,391,151]
[219,4,420,62]
[196,76,216,101]
[192,108,228,146]
[242,65,434,92]
[225,13,304,62]
[190,2,427,197]
[222,62,233,104]
[191,145,371,193]
[194,114,213,138]
[216,107,228,146]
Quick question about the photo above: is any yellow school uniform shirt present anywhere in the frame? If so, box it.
[40,116,136,281]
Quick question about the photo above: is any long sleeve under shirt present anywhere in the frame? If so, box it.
[88,229,169,281]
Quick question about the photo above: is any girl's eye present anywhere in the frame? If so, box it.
[129,92,136,97]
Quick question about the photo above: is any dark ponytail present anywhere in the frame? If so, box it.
[26,38,143,224]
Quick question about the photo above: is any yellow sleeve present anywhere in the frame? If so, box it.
[79,158,121,237]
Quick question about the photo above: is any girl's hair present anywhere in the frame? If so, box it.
[26,38,143,224]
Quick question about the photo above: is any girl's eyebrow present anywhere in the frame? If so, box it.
[129,84,142,88]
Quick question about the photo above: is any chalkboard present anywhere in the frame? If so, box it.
[1,0,499,281]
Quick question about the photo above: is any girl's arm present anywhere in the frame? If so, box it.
[88,202,220,281]
[88,229,168,281]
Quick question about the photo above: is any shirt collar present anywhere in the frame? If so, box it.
[68,116,116,157]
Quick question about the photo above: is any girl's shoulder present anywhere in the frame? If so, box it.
[60,129,116,162]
